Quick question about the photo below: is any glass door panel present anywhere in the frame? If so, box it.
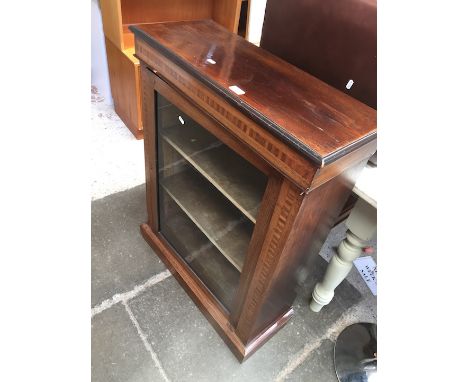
[156,93,268,312]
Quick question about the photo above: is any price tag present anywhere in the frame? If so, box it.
[353,256,377,296]
[229,85,246,95]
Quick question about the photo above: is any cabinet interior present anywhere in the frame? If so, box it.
[156,92,267,311]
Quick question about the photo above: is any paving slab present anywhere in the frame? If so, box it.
[284,339,337,382]
[127,255,361,382]
[92,184,167,306]
[91,85,145,201]
[91,304,165,382]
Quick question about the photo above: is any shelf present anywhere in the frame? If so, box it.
[160,190,240,310]
[122,25,135,50]
[123,47,139,64]
[162,122,267,223]
[161,167,253,271]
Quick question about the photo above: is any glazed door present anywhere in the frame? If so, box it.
[153,74,269,313]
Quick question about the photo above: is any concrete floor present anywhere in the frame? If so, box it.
[91,87,377,382]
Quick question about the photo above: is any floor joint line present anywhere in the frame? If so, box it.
[91,269,172,317]
[274,305,361,381]
[123,301,171,382]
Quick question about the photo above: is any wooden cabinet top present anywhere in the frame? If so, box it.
[131,20,376,166]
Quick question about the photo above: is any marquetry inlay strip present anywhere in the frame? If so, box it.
[235,179,301,341]
[136,39,317,190]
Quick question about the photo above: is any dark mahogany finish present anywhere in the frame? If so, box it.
[260,0,377,222]
[132,20,376,361]
[130,20,376,166]
[261,0,377,109]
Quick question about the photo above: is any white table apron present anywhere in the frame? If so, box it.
[310,163,377,312]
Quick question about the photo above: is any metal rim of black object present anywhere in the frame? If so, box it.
[334,322,377,382]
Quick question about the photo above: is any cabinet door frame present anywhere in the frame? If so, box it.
[141,65,285,324]
[141,64,297,361]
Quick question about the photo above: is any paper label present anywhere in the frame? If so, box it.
[229,85,246,95]
[353,256,377,296]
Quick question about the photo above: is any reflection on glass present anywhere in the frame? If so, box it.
[156,93,267,311]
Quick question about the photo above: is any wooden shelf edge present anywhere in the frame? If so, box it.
[140,223,245,359]
[161,127,263,224]
[161,170,251,272]
[161,184,242,271]
[123,47,140,64]
[140,223,293,362]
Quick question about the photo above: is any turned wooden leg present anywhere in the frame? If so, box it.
[310,198,376,312]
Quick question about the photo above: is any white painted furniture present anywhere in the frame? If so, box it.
[245,0,268,46]
[310,162,377,312]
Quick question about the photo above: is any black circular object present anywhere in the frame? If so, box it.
[334,323,377,382]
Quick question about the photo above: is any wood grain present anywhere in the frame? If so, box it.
[235,178,303,342]
[105,37,143,139]
[100,0,124,49]
[134,22,377,360]
[212,0,242,33]
[250,159,368,337]
[101,2,244,138]
[229,173,283,325]
[261,0,377,109]
[310,140,377,190]
[120,0,213,25]
[140,67,158,230]
[151,71,273,176]
[135,42,317,190]
[131,20,377,166]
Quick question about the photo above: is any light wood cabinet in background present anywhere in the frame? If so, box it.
[100,0,247,139]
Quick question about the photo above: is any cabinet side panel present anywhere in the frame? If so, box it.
[105,37,142,138]
[250,160,368,338]
[212,0,242,32]
[100,0,123,50]
[121,0,213,25]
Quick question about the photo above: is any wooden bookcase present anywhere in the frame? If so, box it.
[132,20,376,361]
[100,0,246,139]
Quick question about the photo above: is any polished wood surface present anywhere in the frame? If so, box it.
[100,0,124,49]
[121,0,212,26]
[140,67,158,230]
[150,69,272,177]
[135,39,318,190]
[135,20,377,361]
[131,20,376,165]
[100,1,246,139]
[261,0,377,109]
[212,0,242,33]
[249,159,368,338]
[258,0,377,225]
[105,37,143,139]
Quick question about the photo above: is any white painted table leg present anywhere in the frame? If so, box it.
[310,198,377,312]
